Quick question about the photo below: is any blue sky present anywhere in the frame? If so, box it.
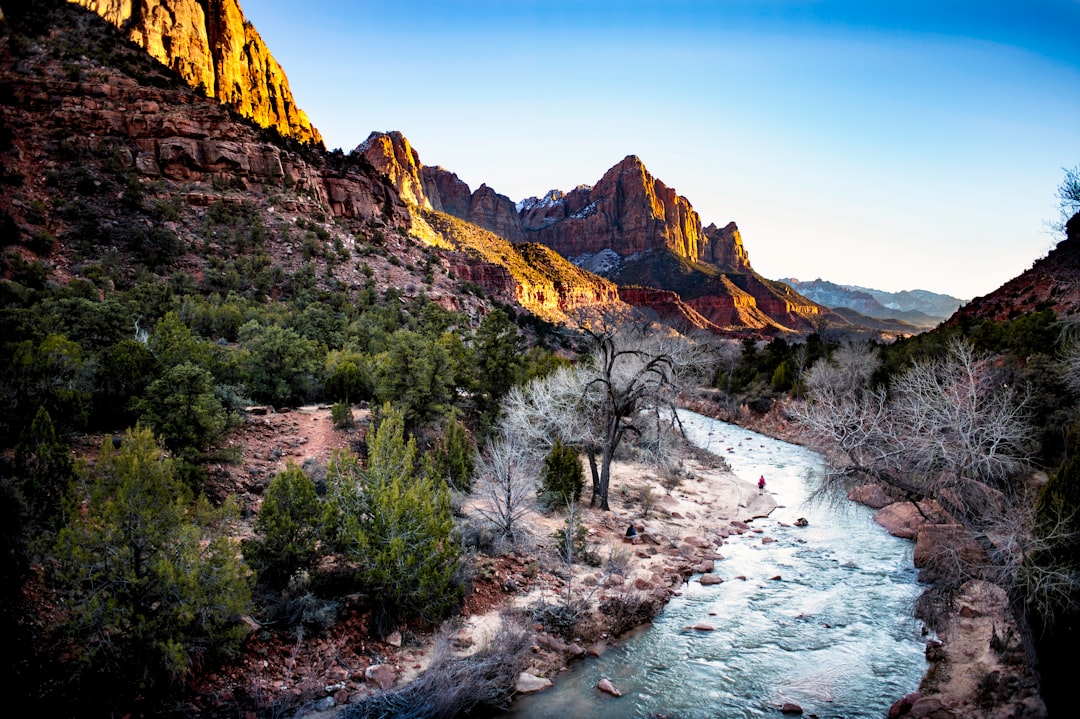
[241,1,1080,299]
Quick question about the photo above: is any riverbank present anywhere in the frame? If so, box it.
[199,404,779,717]
[690,396,1048,719]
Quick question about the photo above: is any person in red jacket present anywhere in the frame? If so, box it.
[758,475,766,495]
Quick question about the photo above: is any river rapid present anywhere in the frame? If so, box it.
[503,410,927,719]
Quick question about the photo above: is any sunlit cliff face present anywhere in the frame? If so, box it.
[72,0,322,146]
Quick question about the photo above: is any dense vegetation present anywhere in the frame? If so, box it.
[0,234,565,712]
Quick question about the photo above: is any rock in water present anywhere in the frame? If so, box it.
[597,678,622,696]
[515,672,553,694]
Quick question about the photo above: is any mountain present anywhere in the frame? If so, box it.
[782,278,961,329]
[73,0,322,146]
[358,134,832,336]
[947,213,1080,326]
[0,1,617,326]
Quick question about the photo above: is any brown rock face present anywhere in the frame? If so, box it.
[703,222,751,272]
[522,155,711,262]
[947,211,1080,327]
[73,0,322,146]
[358,131,430,209]
[467,184,524,243]
[420,166,472,218]
[617,287,722,333]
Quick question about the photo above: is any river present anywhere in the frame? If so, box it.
[503,410,927,718]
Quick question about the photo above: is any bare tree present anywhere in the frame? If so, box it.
[712,339,742,411]
[801,338,1078,634]
[1050,164,1080,235]
[471,436,537,546]
[500,308,712,511]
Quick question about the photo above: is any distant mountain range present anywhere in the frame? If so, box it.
[780,278,965,329]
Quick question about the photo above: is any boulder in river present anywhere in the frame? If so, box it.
[516,672,553,693]
[597,678,622,696]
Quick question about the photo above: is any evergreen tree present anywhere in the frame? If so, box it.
[474,308,525,409]
[538,439,584,509]
[429,411,474,492]
[53,427,250,698]
[245,463,322,587]
[325,404,461,636]
[138,362,230,455]
[12,406,72,537]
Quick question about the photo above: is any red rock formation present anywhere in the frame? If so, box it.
[703,222,751,272]
[420,166,472,218]
[357,131,430,209]
[73,0,322,146]
[617,287,723,333]
[467,184,524,243]
[523,155,712,262]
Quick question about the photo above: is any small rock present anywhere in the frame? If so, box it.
[683,535,711,548]
[364,664,396,691]
[780,702,803,715]
[386,630,403,647]
[762,537,776,544]
[770,575,783,581]
[699,573,723,585]
[692,622,715,631]
[887,692,922,719]
[516,672,553,693]
[597,678,622,696]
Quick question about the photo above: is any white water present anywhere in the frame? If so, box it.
[504,411,927,718]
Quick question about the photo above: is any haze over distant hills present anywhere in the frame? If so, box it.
[781,278,965,329]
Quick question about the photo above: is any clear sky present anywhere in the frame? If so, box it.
[241,0,1080,300]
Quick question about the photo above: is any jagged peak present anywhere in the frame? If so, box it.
[516,189,566,213]
[607,154,650,180]
[355,130,420,164]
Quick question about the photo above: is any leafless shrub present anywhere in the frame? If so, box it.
[342,614,533,719]
[470,436,538,546]
[599,590,662,637]
[660,462,684,494]
[604,545,633,576]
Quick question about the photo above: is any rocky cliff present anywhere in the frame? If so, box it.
[72,0,322,146]
[356,134,826,335]
[1,2,622,327]
[520,155,713,264]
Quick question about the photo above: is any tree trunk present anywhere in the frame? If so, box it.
[587,447,600,507]
[598,449,612,511]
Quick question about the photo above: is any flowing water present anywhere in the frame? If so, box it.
[503,411,927,718]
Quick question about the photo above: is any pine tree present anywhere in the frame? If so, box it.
[53,427,250,696]
[538,439,584,509]
[325,404,461,636]
[429,410,474,492]
[245,463,322,587]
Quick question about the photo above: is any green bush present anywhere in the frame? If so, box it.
[245,463,322,587]
[331,400,355,428]
[138,362,230,455]
[538,439,584,509]
[429,411,474,492]
[325,404,461,636]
